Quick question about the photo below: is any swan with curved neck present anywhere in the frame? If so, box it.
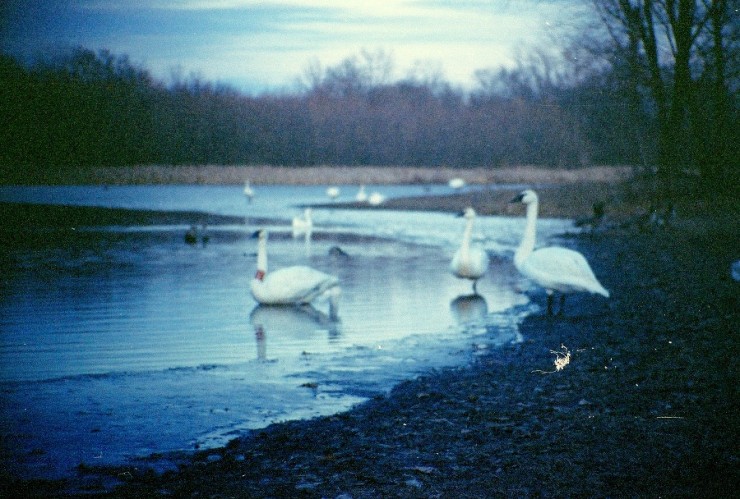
[250,229,340,316]
[511,189,609,315]
[450,207,490,293]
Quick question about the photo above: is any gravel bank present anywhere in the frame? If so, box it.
[2,202,738,498]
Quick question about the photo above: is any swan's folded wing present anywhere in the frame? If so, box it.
[530,247,598,280]
[267,266,339,303]
[521,247,608,294]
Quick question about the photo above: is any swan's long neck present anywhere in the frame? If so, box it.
[256,234,268,279]
[461,217,474,256]
[515,200,538,268]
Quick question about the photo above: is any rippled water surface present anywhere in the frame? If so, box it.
[0,184,576,479]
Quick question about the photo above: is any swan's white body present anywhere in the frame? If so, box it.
[356,185,368,202]
[292,208,313,234]
[326,186,340,200]
[243,180,254,201]
[250,230,340,310]
[449,178,466,190]
[450,207,489,292]
[367,191,385,206]
[511,190,609,314]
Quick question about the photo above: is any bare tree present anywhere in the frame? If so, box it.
[590,0,738,198]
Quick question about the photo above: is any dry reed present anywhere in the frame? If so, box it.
[26,164,632,186]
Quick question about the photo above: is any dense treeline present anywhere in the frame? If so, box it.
[0,47,646,175]
[1,0,736,196]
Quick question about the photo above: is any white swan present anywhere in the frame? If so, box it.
[250,230,340,315]
[450,207,490,293]
[292,208,313,234]
[243,180,254,202]
[510,189,609,315]
[367,191,385,206]
[355,185,368,202]
[326,186,340,200]
[449,177,466,190]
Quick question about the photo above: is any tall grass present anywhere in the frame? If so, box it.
[18,164,633,186]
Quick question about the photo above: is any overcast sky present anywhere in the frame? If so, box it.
[1,0,584,93]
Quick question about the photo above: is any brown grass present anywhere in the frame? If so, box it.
[11,164,633,186]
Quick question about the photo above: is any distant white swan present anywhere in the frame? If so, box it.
[449,178,466,190]
[511,189,609,315]
[243,180,254,202]
[450,207,489,293]
[368,191,385,206]
[356,185,368,202]
[250,230,340,314]
[292,208,313,234]
[326,186,340,200]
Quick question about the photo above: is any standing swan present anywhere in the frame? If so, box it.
[243,180,254,202]
[250,230,340,316]
[450,207,490,293]
[510,189,609,315]
[355,185,368,202]
[292,208,313,235]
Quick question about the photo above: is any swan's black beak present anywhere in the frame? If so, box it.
[251,230,261,238]
[510,193,525,203]
[455,210,466,217]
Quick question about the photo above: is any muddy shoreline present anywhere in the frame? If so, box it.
[2,201,738,497]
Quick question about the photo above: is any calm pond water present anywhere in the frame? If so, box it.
[0,184,576,480]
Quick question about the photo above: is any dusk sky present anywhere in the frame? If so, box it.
[2,1,584,93]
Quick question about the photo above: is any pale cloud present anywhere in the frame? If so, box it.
[2,0,581,93]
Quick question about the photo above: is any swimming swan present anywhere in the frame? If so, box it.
[449,178,466,190]
[510,189,609,315]
[367,191,385,206]
[326,186,340,200]
[250,230,340,314]
[450,207,490,293]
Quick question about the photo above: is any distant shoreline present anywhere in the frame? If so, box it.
[1,164,632,187]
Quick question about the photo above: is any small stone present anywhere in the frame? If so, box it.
[405,478,422,488]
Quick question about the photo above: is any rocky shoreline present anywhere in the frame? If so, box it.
[2,201,738,498]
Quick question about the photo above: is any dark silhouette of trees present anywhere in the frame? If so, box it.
[589,0,738,196]
[1,27,735,186]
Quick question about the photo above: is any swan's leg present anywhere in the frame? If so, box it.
[556,294,566,316]
[472,279,479,294]
[547,292,554,315]
[328,287,341,320]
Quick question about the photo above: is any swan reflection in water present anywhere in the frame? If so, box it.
[292,227,312,257]
[249,304,341,361]
[450,294,489,325]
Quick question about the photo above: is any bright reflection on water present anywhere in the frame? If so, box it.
[0,184,576,479]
